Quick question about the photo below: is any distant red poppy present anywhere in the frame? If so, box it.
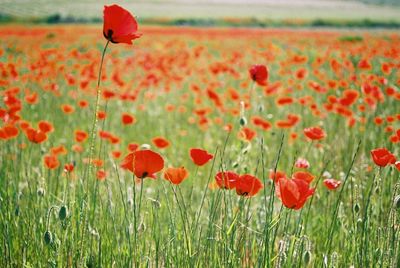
[122,113,136,125]
[96,169,106,180]
[38,120,54,133]
[164,166,189,185]
[323,178,341,190]
[75,130,88,143]
[1,124,19,139]
[395,161,400,171]
[44,154,59,170]
[152,137,170,149]
[276,177,315,210]
[304,126,326,140]
[249,65,268,86]
[295,158,310,169]
[25,128,47,144]
[190,148,213,166]
[235,174,263,197]
[370,148,396,167]
[64,163,75,173]
[103,5,142,45]
[215,171,239,189]
[121,149,164,179]
[239,127,257,141]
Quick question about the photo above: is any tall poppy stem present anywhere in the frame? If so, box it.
[85,40,110,186]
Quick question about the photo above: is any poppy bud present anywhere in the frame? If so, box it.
[15,206,20,217]
[394,195,400,210]
[44,230,53,245]
[303,250,312,265]
[258,105,264,113]
[239,117,247,126]
[353,203,360,214]
[37,187,45,197]
[59,205,68,221]
[232,162,239,168]
[140,144,151,150]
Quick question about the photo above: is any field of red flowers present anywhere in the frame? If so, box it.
[0,6,400,267]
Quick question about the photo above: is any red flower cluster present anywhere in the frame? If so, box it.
[214,171,263,197]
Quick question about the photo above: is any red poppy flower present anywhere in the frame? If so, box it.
[295,158,310,169]
[249,64,268,86]
[25,128,47,144]
[239,127,257,141]
[190,148,213,166]
[370,148,396,167]
[323,179,341,190]
[276,177,315,210]
[51,145,68,156]
[75,130,88,143]
[164,166,189,185]
[2,124,19,139]
[235,174,263,197]
[44,154,59,170]
[38,120,54,133]
[121,149,164,179]
[152,137,170,149]
[215,171,239,189]
[304,126,326,140]
[122,113,136,125]
[96,169,106,181]
[103,5,142,45]
[64,163,75,173]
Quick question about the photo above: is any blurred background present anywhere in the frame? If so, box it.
[0,0,399,28]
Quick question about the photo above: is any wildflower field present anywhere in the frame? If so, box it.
[0,6,400,267]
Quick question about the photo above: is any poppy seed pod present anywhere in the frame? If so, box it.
[44,230,53,245]
[239,116,247,126]
[58,205,68,221]
[394,195,400,210]
[353,203,360,214]
[303,250,312,265]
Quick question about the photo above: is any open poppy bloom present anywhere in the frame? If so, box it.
[44,154,60,170]
[215,171,239,189]
[24,128,47,144]
[249,64,268,86]
[235,174,263,197]
[103,5,142,45]
[323,178,341,190]
[121,149,164,179]
[276,177,315,210]
[304,126,326,140]
[190,148,213,166]
[370,148,396,167]
[164,166,189,185]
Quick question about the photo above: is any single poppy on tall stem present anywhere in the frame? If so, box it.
[85,5,142,184]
